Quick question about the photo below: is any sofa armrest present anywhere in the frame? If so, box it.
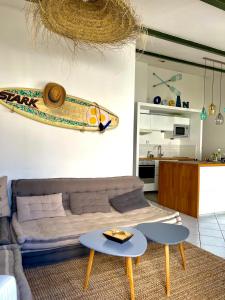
[0,217,11,245]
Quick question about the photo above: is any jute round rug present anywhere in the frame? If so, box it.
[24,243,225,300]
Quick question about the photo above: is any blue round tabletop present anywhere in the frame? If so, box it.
[136,223,189,245]
[79,227,147,258]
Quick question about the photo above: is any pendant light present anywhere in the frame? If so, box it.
[208,62,216,115]
[215,63,224,125]
[200,59,208,120]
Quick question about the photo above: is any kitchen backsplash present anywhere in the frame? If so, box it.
[139,144,197,158]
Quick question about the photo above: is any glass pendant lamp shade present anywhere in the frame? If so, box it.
[200,59,208,120]
[215,112,224,125]
[200,107,208,120]
[208,103,216,115]
[209,62,216,116]
[215,63,224,125]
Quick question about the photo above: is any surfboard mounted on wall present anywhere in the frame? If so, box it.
[0,87,119,132]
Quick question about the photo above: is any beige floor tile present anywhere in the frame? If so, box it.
[219,224,225,230]
[201,236,225,247]
[198,216,218,224]
[199,222,220,230]
[199,228,223,238]
[201,245,225,259]
[217,217,225,225]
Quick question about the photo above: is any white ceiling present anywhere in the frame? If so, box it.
[136,53,206,76]
[132,0,225,74]
[2,0,225,75]
[132,0,225,49]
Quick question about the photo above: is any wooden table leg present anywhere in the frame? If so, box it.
[84,249,95,290]
[135,256,141,266]
[179,242,186,270]
[125,257,129,276]
[165,244,170,297]
[127,257,135,300]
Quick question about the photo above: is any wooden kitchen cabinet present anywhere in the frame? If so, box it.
[158,160,225,217]
[158,161,199,217]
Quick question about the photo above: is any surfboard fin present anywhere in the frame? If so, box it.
[99,120,111,132]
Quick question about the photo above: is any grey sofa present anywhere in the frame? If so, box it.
[10,176,180,267]
[0,184,31,299]
[0,217,11,245]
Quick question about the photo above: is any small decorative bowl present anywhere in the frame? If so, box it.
[103,228,133,244]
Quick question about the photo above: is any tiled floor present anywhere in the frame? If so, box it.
[145,192,225,259]
[180,212,225,258]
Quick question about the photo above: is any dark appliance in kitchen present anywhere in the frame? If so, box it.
[138,160,155,184]
[173,124,189,138]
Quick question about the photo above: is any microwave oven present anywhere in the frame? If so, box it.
[173,124,189,138]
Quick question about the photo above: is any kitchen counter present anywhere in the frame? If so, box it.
[158,160,225,217]
[160,160,225,166]
[139,157,195,161]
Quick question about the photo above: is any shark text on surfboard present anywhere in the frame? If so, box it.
[0,91,39,108]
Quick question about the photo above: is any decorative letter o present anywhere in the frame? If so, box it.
[153,96,161,105]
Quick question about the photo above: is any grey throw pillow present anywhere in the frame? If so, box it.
[110,189,149,213]
[16,193,66,222]
[70,192,111,215]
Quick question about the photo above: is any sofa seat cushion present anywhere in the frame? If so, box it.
[12,205,181,251]
[0,245,32,300]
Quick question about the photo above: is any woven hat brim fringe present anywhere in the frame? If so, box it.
[26,0,141,48]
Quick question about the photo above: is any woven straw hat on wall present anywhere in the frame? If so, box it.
[43,83,66,108]
[27,0,140,47]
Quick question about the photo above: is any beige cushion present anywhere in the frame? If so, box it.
[0,176,10,217]
[16,193,66,222]
[70,192,111,215]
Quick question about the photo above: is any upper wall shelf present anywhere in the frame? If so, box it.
[139,129,153,134]
[137,102,201,115]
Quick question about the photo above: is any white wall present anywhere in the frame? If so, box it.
[0,1,135,181]
[202,70,225,157]
[135,61,203,109]
[202,115,225,158]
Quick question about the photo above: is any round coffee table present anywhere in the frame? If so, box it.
[79,227,147,300]
[136,222,189,297]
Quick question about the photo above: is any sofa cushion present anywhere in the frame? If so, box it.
[11,176,144,213]
[0,176,10,217]
[16,193,66,222]
[70,192,111,215]
[110,189,149,213]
